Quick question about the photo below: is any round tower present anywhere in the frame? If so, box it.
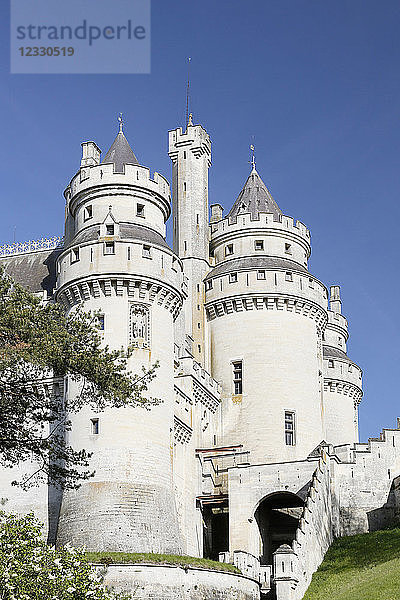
[206,165,328,463]
[322,286,363,446]
[55,125,184,553]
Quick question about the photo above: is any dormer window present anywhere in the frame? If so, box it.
[255,240,264,251]
[137,203,145,217]
[71,247,80,263]
[106,224,114,236]
[84,206,93,221]
[104,241,115,255]
[225,244,234,256]
[285,243,292,254]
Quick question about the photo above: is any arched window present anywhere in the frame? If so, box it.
[129,303,150,348]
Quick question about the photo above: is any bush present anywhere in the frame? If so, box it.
[0,512,132,600]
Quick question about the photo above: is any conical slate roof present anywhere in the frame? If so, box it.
[228,168,282,221]
[102,130,139,173]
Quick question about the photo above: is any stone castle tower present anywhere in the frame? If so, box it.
[0,115,398,600]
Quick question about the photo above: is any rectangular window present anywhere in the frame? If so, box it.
[106,224,114,236]
[225,244,234,256]
[137,203,145,217]
[255,240,264,251]
[104,241,115,255]
[328,360,334,368]
[257,270,266,280]
[97,315,105,330]
[285,272,293,282]
[205,280,213,291]
[71,247,80,263]
[91,418,99,435]
[229,273,237,283]
[285,411,295,446]
[285,243,292,254]
[142,245,151,258]
[308,278,314,288]
[84,206,93,221]
[232,361,243,395]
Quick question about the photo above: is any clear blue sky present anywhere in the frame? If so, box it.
[0,0,399,441]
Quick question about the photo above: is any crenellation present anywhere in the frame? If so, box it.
[2,114,396,600]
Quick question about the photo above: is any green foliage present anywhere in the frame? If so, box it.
[84,551,240,573]
[303,527,400,600]
[0,269,159,488]
[0,512,132,600]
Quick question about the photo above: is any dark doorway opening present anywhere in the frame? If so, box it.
[199,495,229,561]
[255,492,304,565]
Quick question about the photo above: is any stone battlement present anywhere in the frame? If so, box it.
[210,212,310,244]
[65,163,171,207]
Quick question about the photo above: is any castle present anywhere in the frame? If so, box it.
[1,117,399,600]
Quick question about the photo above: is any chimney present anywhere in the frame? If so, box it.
[81,141,101,167]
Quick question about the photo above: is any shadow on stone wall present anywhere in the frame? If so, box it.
[367,476,400,531]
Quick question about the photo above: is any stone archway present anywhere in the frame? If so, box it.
[254,491,304,565]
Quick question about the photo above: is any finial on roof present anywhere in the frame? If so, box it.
[118,113,124,133]
[250,143,256,172]
[188,112,193,127]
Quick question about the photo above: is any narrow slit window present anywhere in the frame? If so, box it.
[137,203,145,217]
[225,244,234,256]
[127,246,131,260]
[285,411,295,446]
[91,418,99,435]
[255,240,264,251]
[104,241,115,255]
[71,247,80,263]
[232,361,243,395]
[84,206,93,221]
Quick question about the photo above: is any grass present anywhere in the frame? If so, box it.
[303,527,400,600]
[85,551,240,574]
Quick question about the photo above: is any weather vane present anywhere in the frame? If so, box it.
[118,113,124,133]
[250,142,256,171]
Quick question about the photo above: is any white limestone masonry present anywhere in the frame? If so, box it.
[0,116,397,600]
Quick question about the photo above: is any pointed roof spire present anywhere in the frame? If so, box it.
[102,115,139,173]
[227,164,283,222]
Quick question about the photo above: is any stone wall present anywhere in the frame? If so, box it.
[289,453,337,600]
[101,563,260,600]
